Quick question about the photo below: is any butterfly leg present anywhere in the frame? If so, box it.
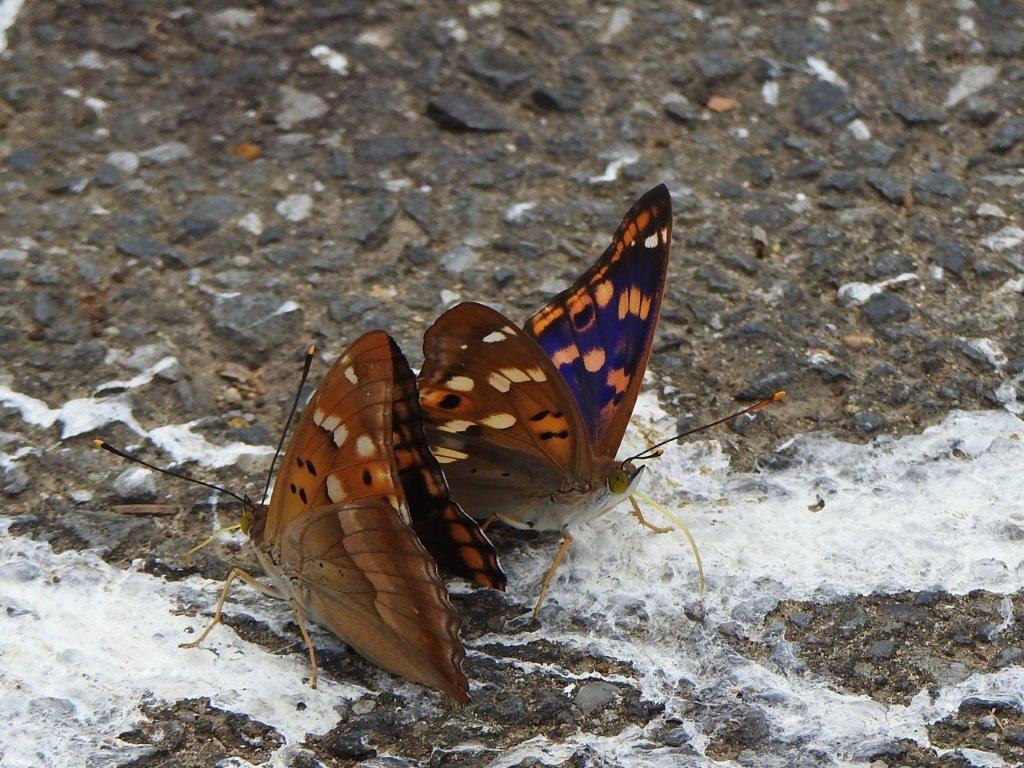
[288,599,319,689]
[180,568,282,649]
[532,533,573,620]
[629,496,673,534]
[480,511,524,532]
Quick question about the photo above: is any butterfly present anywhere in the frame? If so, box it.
[417,185,672,612]
[170,331,506,701]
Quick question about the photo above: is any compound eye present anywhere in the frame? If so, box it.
[607,467,630,495]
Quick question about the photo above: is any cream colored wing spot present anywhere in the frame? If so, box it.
[644,233,659,248]
[481,413,516,429]
[660,226,669,242]
[355,434,376,457]
[313,408,327,426]
[332,424,349,447]
[482,330,506,343]
[446,375,475,392]
[326,475,346,502]
[500,325,516,335]
[583,348,606,373]
[344,366,358,384]
[434,446,469,464]
[321,414,341,432]
[439,419,476,433]
[487,372,511,393]
[526,367,547,382]
[500,367,529,383]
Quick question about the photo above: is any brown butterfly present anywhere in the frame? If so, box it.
[100,331,505,701]
[417,186,674,613]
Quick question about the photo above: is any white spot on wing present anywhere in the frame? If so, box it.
[482,330,506,343]
[434,446,469,463]
[326,475,345,502]
[344,367,358,384]
[332,424,348,447]
[440,420,476,433]
[321,415,340,433]
[355,435,375,457]
[644,233,659,248]
[487,372,511,393]
[526,367,547,382]
[313,408,326,426]
[500,368,529,383]
[446,376,474,392]
[482,413,516,429]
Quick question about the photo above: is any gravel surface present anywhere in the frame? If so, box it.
[2,1,1024,766]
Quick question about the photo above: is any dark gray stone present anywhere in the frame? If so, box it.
[532,83,586,112]
[785,158,825,180]
[354,136,420,164]
[427,92,508,131]
[772,25,832,58]
[464,47,533,93]
[933,240,971,275]
[209,292,302,364]
[990,31,1024,56]
[865,639,896,658]
[821,171,860,192]
[890,98,944,126]
[864,170,905,204]
[494,266,516,287]
[695,265,737,294]
[4,148,41,173]
[869,252,914,278]
[914,172,966,201]
[695,52,745,83]
[175,216,219,241]
[32,290,60,325]
[989,116,1024,152]
[735,369,798,401]
[325,153,349,179]
[861,293,910,324]
[848,140,896,168]
[962,95,1001,126]
[794,82,847,129]
[185,194,244,223]
[344,198,397,246]
[734,155,773,186]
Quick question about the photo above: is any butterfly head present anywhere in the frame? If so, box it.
[239,496,268,539]
[606,461,644,497]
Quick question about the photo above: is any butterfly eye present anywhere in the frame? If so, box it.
[607,467,630,495]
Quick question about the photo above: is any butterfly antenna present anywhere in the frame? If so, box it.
[260,344,317,505]
[626,391,786,462]
[93,439,249,506]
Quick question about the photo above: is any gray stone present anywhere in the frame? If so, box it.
[185,194,244,223]
[864,170,905,204]
[735,369,798,401]
[464,47,533,93]
[325,153,349,179]
[440,246,479,274]
[772,25,832,58]
[427,92,508,131]
[821,171,860,192]
[695,52,745,83]
[354,136,420,164]
[113,467,158,502]
[662,92,698,124]
[138,142,193,165]
[5,148,41,173]
[574,681,619,714]
[209,292,303,364]
[989,116,1024,153]
[343,197,397,245]
[914,172,966,201]
[890,98,944,126]
[734,155,773,186]
[848,140,896,168]
[532,83,586,112]
[861,293,910,324]
[32,290,60,325]
[794,82,847,129]
[865,639,895,658]
[962,95,1001,126]
[2,463,31,496]
[785,158,825,180]
[276,85,328,129]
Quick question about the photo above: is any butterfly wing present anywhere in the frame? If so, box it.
[419,302,593,523]
[525,184,672,458]
[276,500,469,701]
[264,330,499,700]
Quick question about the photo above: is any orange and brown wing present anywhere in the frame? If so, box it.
[265,330,495,700]
[419,302,593,521]
[525,185,672,458]
[278,501,469,701]
[386,336,506,590]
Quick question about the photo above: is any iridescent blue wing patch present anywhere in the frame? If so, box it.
[525,184,672,458]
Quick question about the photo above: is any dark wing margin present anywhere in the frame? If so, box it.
[386,336,507,591]
[525,184,672,458]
